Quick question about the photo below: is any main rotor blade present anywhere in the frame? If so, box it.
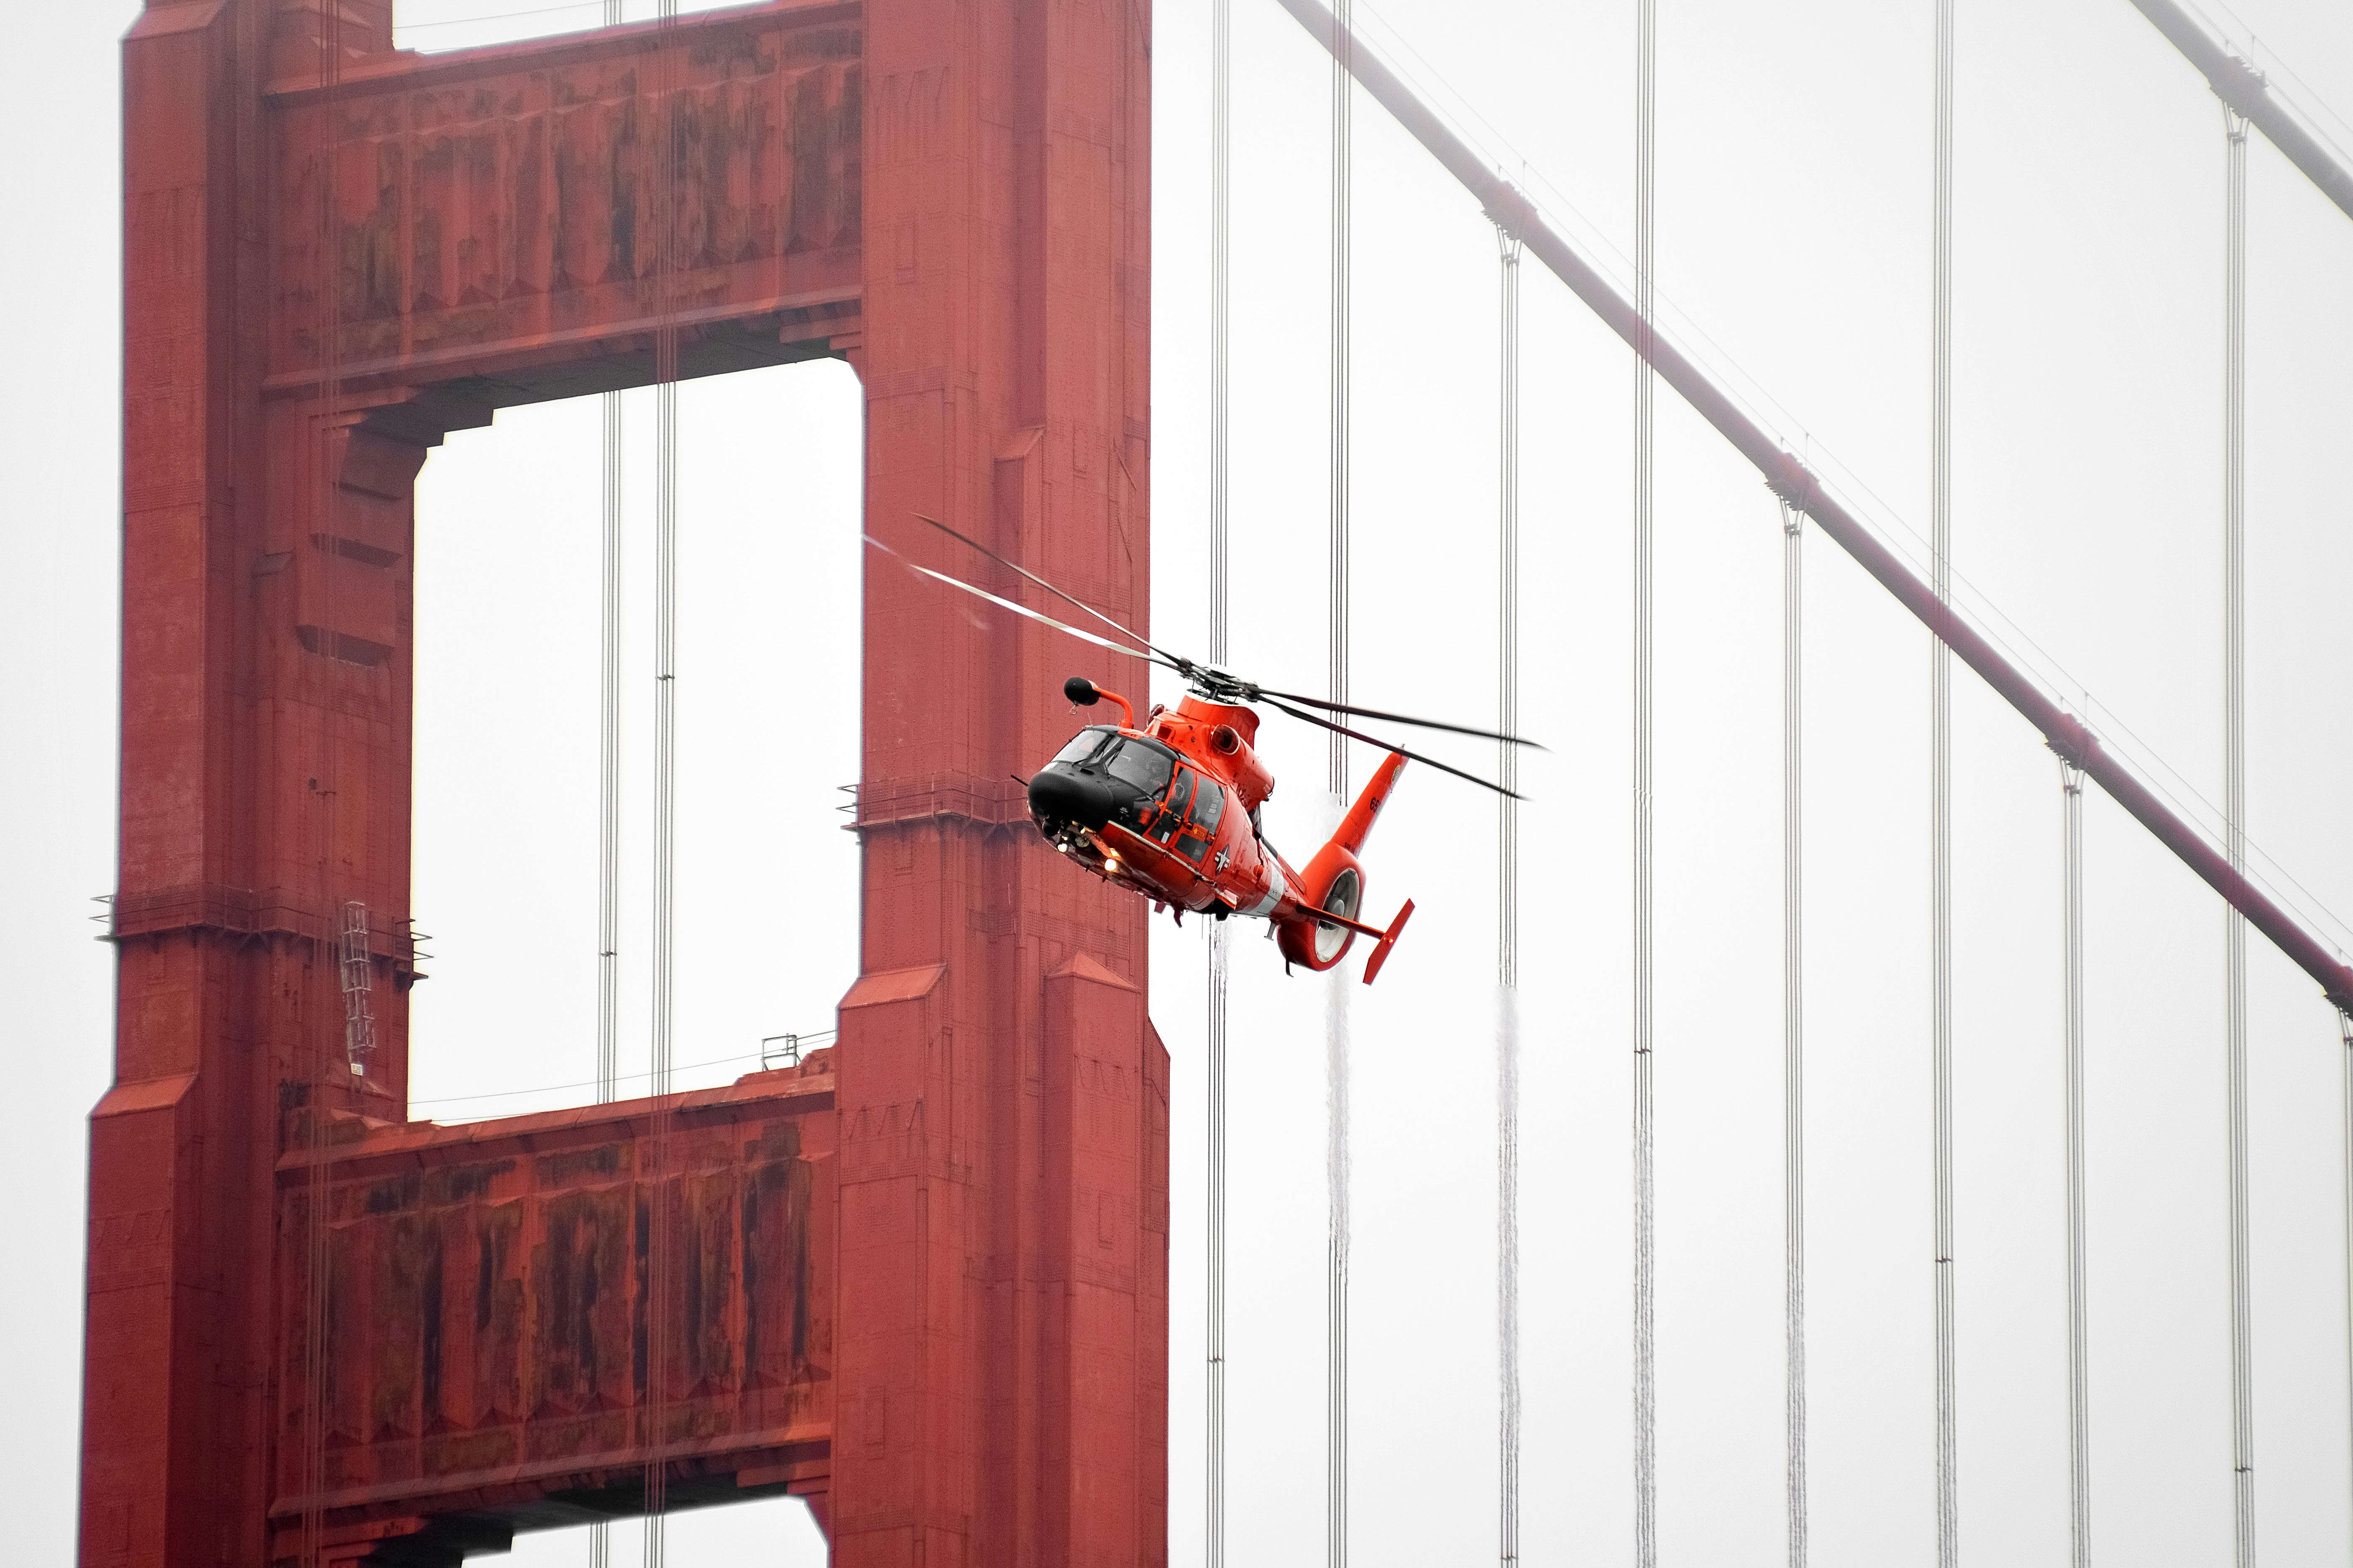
[1261,696,1525,799]
[908,517,1545,755]
[912,513,1198,672]
[891,521,1542,767]
[1254,686,1547,750]
[866,534,1186,674]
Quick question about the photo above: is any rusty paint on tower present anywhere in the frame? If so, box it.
[88,0,1162,1562]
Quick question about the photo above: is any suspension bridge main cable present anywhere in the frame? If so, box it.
[1327,5,1355,1563]
[1631,1,1659,1560]
[1266,0,2353,1021]
[2122,0,2353,225]
[1780,497,1808,1568]
[1207,3,1233,1564]
[1495,218,1523,1568]
[2060,759,2092,1568]
[2221,99,2257,1568]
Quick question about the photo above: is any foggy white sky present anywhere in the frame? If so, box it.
[6,0,2353,1563]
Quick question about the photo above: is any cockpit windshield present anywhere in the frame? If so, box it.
[1102,736,1179,797]
[1052,726,1120,766]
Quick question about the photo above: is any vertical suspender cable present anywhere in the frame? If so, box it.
[1326,8,1354,1566]
[1206,3,1233,1564]
[1496,222,1523,1568]
[591,14,624,1568]
[1327,0,1352,799]
[592,350,623,1558]
[1631,2,1659,1561]
[1780,498,1808,1568]
[1930,6,1961,1561]
[644,4,681,1560]
[2060,759,2091,1568]
[2221,101,2258,1568]
[2340,1005,2353,1545]
[597,12,624,1119]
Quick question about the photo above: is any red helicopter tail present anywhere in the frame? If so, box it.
[1331,750,1407,856]
[1361,899,1415,986]
[1278,752,1410,973]
[1295,897,1417,985]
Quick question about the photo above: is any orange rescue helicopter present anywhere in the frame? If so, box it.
[871,517,1538,984]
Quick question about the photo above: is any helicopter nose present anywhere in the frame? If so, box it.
[1028,766,1113,830]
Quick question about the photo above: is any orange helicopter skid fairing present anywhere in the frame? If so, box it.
[1026,681,1417,984]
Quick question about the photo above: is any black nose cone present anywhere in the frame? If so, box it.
[1029,766,1113,830]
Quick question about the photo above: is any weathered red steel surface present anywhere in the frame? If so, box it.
[88,0,1163,1561]
[262,3,866,427]
[270,1058,839,1560]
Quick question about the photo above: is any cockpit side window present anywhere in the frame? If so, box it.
[1192,778,1227,837]
[1148,768,1194,845]
[1169,768,1219,862]
[1103,737,1178,797]
[1052,726,1120,766]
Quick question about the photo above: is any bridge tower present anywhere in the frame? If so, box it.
[84,0,1164,1562]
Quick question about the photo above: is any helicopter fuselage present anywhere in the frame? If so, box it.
[1026,687,1412,975]
[1028,693,1289,918]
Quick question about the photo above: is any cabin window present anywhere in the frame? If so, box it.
[1170,770,1220,863]
[1192,779,1227,837]
[1148,767,1195,845]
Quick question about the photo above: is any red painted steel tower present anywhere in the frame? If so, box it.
[84,0,1165,1562]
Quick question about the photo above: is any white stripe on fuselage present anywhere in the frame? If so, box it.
[1241,857,1285,918]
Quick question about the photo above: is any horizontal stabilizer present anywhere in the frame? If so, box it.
[1362,899,1416,986]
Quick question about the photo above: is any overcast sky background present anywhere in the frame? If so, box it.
[7,0,2353,1563]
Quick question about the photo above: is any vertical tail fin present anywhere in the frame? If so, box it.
[1329,751,1408,857]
